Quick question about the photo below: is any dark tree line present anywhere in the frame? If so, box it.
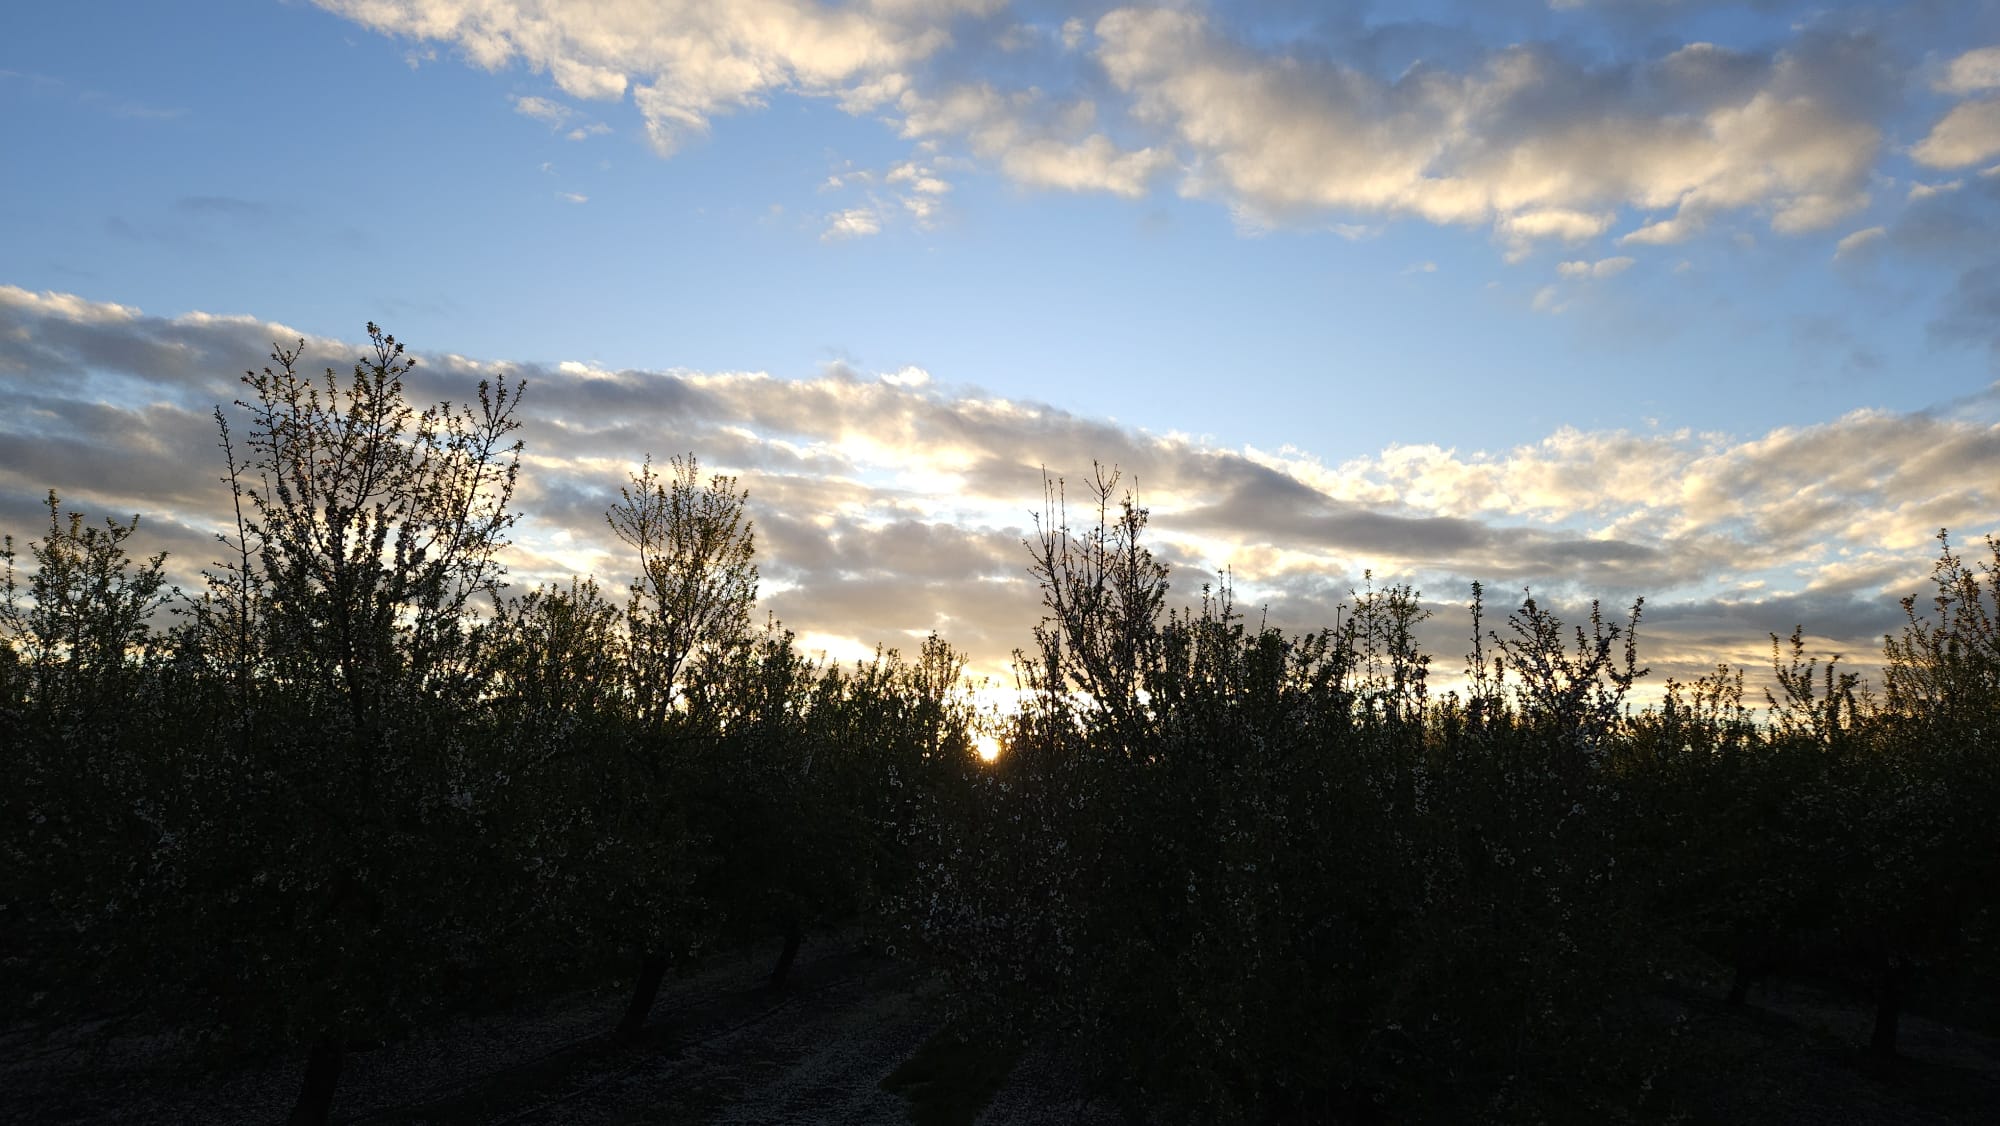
[5,333,2000,1124]
[889,469,2000,1123]
[1,331,973,1124]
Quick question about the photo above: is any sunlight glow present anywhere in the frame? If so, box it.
[974,733,1002,763]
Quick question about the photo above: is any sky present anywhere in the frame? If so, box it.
[5,0,2000,694]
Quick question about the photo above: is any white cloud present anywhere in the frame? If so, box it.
[314,0,997,155]
[1940,46,2000,95]
[1834,226,1884,259]
[1093,9,1877,244]
[557,191,588,204]
[1771,190,1872,234]
[567,122,611,141]
[1556,256,1634,280]
[899,83,1174,198]
[321,0,1909,261]
[1913,98,2000,169]
[1908,179,1962,200]
[824,158,953,231]
[887,161,950,194]
[0,284,140,324]
[1497,209,1615,259]
[513,94,571,124]
[822,207,883,240]
[1619,216,1699,245]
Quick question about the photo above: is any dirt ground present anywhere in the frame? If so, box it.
[8,941,1997,1125]
[3,932,1116,1125]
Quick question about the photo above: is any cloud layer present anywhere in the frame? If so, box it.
[306,0,2000,260]
[7,285,1997,693]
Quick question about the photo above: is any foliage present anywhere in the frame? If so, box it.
[608,454,757,727]
[9,356,2000,1125]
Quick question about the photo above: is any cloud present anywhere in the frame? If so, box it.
[1939,46,2000,95]
[1934,263,2000,354]
[8,287,2000,691]
[1833,225,1884,259]
[822,207,883,240]
[1093,11,1879,244]
[1908,179,1961,201]
[314,0,997,155]
[513,94,572,124]
[1,68,188,121]
[311,1,1956,268]
[1619,215,1699,246]
[1868,166,2000,347]
[1557,256,1635,279]
[898,83,1174,198]
[1913,98,2000,169]
[556,191,588,204]
[887,160,950,196]
[1499,209,1615,259]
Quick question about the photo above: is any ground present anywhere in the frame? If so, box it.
[2,932,1115,1125]
[6,938,1998,1124]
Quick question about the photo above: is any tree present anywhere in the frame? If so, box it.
[185,326,525,1125]
[603,453,758,1041]
[0,493,172,1026]
[0,491,170,713]
[1025,463,1168,735]
[609,454,757,729]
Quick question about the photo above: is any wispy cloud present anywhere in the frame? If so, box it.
[1,68,186,122]
[6,286,1997,688]
[1834,226,1885,259]
[513,94,572,125]
[822,207,883,240]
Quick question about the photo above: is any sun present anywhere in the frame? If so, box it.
[974,733,1002,763]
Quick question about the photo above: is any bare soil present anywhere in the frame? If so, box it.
[8,944,1997,1125]
[4,934,963,1125]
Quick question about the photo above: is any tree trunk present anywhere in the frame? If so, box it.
[616,953,669,1043]
[1871,953,1906,1060]
[287,1038,343,1126]
[770,918,804,988]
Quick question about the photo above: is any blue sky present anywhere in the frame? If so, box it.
[6,0,2000,686]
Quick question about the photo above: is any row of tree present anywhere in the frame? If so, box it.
[6,333,2000,1123]
[892,470,2000,1122]
[1,331,976,1123]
